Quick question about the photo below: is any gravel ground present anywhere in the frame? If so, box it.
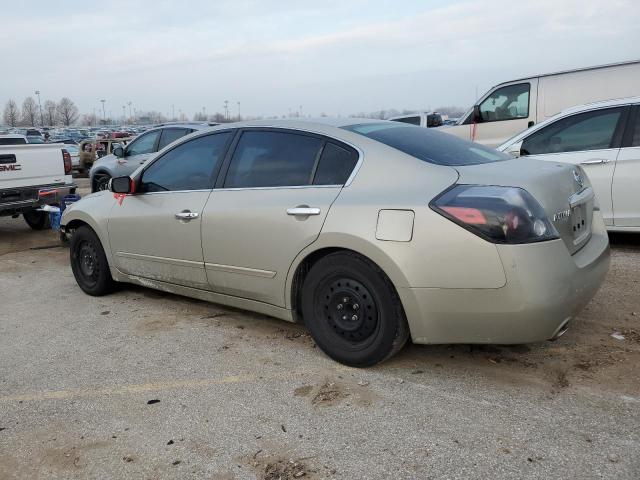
[0,182,638,479]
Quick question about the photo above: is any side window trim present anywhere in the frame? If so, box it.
[214,127,361,190]
[620,104,639,148]
[138,130,235,193]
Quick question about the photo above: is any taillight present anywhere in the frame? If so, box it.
[62,149,72,175]
[431,185,559,244]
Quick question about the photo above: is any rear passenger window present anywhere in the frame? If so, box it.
[224,131,323,188]
[158,128,189,150]
[313,143,358,185]
[141,132,230,192]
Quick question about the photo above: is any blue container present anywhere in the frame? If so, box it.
[61,194,82,213]
[49,210,61,231]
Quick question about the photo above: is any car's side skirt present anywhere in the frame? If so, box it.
[111,268,294,323]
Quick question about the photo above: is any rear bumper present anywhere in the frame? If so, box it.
[401,211,610,344]
[0,183,77,216]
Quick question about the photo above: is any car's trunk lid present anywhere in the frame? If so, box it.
[454,158,594,255]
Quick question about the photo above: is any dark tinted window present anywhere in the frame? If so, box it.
[0,137,27,145]
[225,131,323,188]
[313,143,358,185]
[392,116,421,126]
[158,128,189,150]
[141,132,230,192]
[127,130,160,156]
[631,108,640,147]
[522,108,623,155]
[342,123,508,166]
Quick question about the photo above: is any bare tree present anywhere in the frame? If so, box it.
[21,97,39,126]
[44,100,57,126]
[56,97,79,126]
[3,100,20,127]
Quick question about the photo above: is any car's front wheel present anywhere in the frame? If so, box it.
[93,174,111,192]
[301,251,409,367]
[70,225,115,296]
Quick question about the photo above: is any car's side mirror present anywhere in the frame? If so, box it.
[110,176,133,194]
[473,105,483,123]
[506,140,523,158]
[113,146,124,158]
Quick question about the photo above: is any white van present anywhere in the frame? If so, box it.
[441,60,640,147]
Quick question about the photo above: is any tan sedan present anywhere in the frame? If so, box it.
[61,119,610,366]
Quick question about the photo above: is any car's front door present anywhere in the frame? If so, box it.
[201,129,359,306]
[612,105,640,227]
[108,132,232,288]
[519,106,627,226]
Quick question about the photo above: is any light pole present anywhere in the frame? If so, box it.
[224,100,229,121]
[122,106,126,125]
[100,99,106,124]
[237,101,241,121]
[127,102,132,122]
[35,90,44,126]
[171,104,175,121]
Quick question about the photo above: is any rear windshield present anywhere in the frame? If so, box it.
[342,123,508,166]
[0,138,27,145]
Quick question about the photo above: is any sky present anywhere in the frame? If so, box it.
[2,0,639,119]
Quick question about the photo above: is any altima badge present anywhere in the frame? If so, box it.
[553,209,571,222]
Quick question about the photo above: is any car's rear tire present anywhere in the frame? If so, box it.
[93,174,111,193]
[70,225,115,296]
[301,251,409,367]
[23,209,50,230]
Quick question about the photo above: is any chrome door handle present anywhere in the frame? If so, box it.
[581,159,609,165]
[287,207,321,216]
[175,210,199,220]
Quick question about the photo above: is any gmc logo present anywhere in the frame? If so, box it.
[0,164,21,172]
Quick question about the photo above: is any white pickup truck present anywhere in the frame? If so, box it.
[0,142,76,229]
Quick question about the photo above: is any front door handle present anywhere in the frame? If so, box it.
[581,159,609,165]
[175,210,199,221]
[287,207,321,216]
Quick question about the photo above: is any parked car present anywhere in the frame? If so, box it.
[89,123,212,192]
[0,142,75,229]
[441,60,640,147]
[498,96,640,231]
[389,112,444,128]
[61,119,609,367]
[61,144,81,171]
[78,138,132,174]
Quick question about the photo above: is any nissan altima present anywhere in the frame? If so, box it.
[61,119,610,367]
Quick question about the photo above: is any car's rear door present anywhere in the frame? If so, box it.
[612,104,640,227]
[107,132,232,288]
[519,106,628,226]
[200,128,359,306]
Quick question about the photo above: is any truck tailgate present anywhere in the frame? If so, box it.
[0,144,66,189]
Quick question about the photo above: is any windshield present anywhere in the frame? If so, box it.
[342,122,508,166]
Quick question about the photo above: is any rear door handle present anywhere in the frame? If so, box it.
[287,207,321,216]
[175,210,199,220]
[580,159,609,165]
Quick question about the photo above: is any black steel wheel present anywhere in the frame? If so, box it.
[301,251,409,367]
[70,225,115,296]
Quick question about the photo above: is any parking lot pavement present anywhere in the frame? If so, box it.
[0,211,639,479]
